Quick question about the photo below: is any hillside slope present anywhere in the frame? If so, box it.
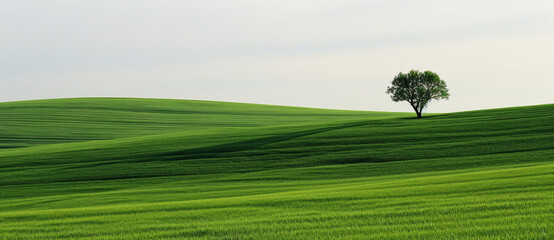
[0,99,552,239]
[0,98,407,148]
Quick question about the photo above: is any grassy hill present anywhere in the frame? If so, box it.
[0,98,552,239]
[0,98,406,148]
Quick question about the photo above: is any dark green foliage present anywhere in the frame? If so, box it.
[386,70,450,118]
[0,98,552,239]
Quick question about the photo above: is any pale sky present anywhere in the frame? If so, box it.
[1,0,553,112]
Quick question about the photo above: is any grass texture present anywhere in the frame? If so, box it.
[0,98,552,239]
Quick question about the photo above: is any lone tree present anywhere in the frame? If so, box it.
[386,70,450,118]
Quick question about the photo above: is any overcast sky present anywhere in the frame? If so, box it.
[1,1,553,112]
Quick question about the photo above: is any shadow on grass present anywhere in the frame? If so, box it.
[397,114,448,120]
[158,120,374,161]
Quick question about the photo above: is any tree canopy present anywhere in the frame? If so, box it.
[386,70,450,118]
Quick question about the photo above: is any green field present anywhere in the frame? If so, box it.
[1,98,552,239]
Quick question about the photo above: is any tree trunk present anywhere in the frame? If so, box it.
[411,104,422,118]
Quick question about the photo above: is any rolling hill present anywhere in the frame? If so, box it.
[1,98,552,239]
